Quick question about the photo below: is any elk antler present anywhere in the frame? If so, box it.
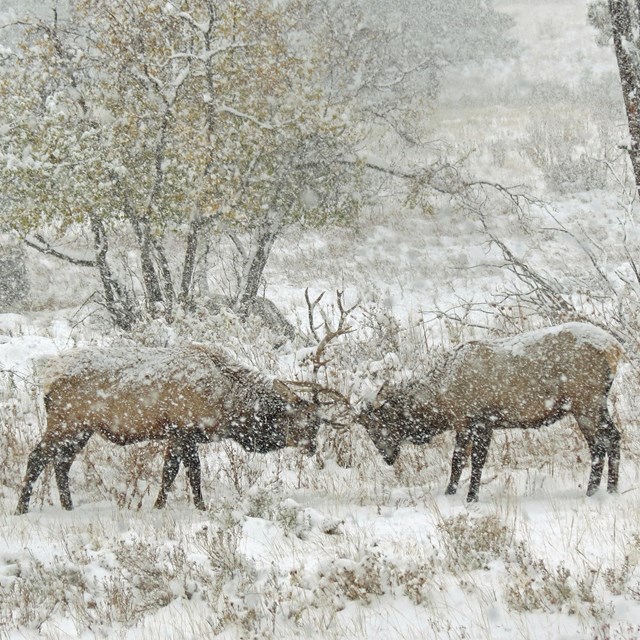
[304,288,358,379]
[282,380,355,431]
[282,379,352,407]
[272,379,306,404]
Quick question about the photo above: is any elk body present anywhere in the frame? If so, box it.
[16,344,319,514]
[363,322,623,502]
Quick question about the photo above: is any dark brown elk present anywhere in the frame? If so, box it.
[16,344,321,514]
[362,322,623,502]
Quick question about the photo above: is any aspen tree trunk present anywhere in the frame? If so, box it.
[609,0,640,193]
[90,215,139,330]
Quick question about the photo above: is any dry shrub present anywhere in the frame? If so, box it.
[437,513,509,572]
[603,533,640,599]
[505,543,611,620]
[309,547,436,610]
[0,553,87,631]
[1,515,262,634]
[217,440,266,496]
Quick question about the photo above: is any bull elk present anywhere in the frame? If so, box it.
[16,343,321,514]
[362,322,623,502]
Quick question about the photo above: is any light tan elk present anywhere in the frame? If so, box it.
[16,344,320,514]
[362,322,623,502]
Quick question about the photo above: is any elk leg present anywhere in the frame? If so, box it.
[53,432,93,511]
[445,429,472,496]
[602,409,621,494]
[182,438,205,511]
[15,441,53,515]
[466,424,493,503]
[587,438,607,496]
[577,415,607,496]
[587,434,607,496]
[154,440,182,509]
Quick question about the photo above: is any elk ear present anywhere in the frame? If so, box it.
[362,382,389,413]
[376,381,389,402]
[272,379,304,405]
[358,400,384,430]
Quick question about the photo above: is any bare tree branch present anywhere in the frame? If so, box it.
[24,235,96,267]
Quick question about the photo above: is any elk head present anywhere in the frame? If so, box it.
[270,379,321,455]
[360,384,441,465]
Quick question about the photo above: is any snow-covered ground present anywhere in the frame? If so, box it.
[4,0,640,638]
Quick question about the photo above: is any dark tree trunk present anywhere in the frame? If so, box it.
[150,235,175,320]
[124,203,175,321]
[180,216,210,309]
[609,0,640,194]
[90,215,138,330]
[235,222,279,311]
[0,242,29,311]
[126,211,165,316]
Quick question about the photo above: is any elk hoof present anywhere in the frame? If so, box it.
[466,494,479,503]
[445,484,458,496]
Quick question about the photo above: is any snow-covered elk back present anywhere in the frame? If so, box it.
[363,323,623,502]
[16,344,320,514]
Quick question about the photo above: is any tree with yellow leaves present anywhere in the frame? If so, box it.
[0,0,513,328]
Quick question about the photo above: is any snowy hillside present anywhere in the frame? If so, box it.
[3,1,640,639]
